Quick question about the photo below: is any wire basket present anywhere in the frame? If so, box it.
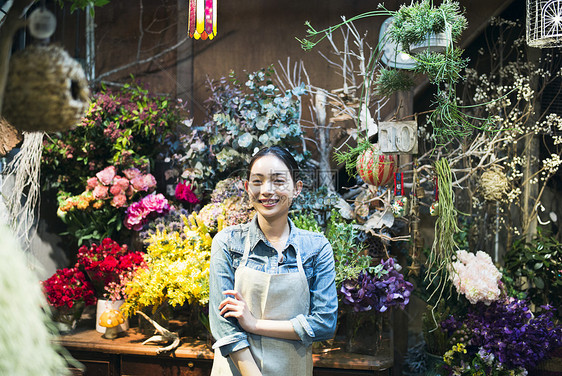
[527,0,562,47]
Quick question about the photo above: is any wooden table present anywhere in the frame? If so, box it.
[56,317,393,376]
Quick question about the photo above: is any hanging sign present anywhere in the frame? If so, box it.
[379,121,418,154]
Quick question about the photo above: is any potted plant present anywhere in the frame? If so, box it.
[42,267,97,332]
[75,238,146,334]
[120,212,214,353]
[384,0,466,54]
[299,0,485,146]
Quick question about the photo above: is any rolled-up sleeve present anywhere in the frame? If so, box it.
[209,230,249,356]
[290,240,338,346]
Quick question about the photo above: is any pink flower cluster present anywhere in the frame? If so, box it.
[450,250,502,305]
[86,166,157,208]
[124,193,170,231]
[175,182,199,203]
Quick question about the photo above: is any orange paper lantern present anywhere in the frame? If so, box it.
[356,144,397,186]
[188,0,217,40]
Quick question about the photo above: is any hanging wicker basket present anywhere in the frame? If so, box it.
[2,45,90,132]
[526,0,562,48]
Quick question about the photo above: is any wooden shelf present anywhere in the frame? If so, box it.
[55,316,393,375]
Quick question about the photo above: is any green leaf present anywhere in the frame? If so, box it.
[534,262,543,270]
[534,277,545,289]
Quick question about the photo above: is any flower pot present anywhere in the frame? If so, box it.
[409,32,450,54]
[344,309,393,357]
[95,299,129,334]
[52,300,86,333]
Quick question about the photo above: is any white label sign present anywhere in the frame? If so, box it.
[379,121,418,154]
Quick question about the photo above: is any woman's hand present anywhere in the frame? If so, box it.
[219,290,257,333]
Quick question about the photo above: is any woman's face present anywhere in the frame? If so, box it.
[245,154,302,221]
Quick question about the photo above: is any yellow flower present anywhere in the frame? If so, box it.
[121,213,211,318]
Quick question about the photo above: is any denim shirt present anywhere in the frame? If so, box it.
[209,216,338,357]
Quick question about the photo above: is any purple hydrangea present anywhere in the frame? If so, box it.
[463,299,562,370]
[339,258,414,313]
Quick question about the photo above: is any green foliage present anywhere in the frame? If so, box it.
[58,0,110,16]
[0,226,77,376]
[291,212,322,234]
[427,158,460,301]
[42,80,183,194]
[375,68,416,97]
[292,210,373,288]
[422,301,451,356]
[386,0,467,50]
[413,48,468,84]
[503,230,562,316]
[325,211,373,288]
[174,67,308,194]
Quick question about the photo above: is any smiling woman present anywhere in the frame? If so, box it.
[208,146,338,376]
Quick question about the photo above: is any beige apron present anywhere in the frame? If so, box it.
[211,237,312,375]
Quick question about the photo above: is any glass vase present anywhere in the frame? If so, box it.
[52,300,85,333]
[345,309,393,356]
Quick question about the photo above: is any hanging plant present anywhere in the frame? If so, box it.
[299,0,498,146]
[426,158,460,301]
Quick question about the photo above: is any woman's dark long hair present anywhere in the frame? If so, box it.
[247,146,299,182]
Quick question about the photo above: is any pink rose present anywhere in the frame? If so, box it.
[96,166,116,185]
[131,174,157,192]
[124,201,150,230]
[86,177,99,191]
[175,182,199,204]
[113,177,130,191]
[144,174,157,190]
[111,194,127,208]
[123,168,142,180]
[93,185,109,200]
[142,193,169,214]
[110,184,124,196]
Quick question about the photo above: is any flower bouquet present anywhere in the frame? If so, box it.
[42,267,97,331]
[433,250,562,375]
[124,193,170,231]
[120,213,215,352]
[76,237,146,299]
[339,258,414,355]
[57,166,158,244]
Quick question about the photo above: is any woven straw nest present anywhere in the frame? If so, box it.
[2,45,90,132]
[480,165,510,202]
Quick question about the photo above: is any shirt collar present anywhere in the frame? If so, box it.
[247,215,299,251]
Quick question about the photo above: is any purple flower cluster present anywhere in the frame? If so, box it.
[443,298,562,371]
[340,258,414,313]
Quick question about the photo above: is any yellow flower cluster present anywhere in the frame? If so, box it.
[120,213,218,318]
[443,342,467,365]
